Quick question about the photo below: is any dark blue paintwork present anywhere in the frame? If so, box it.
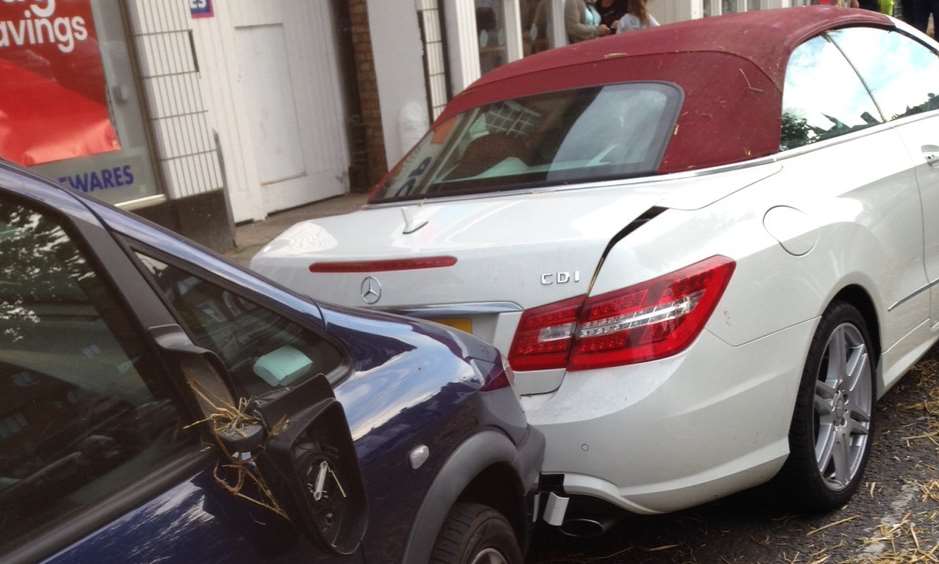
[0,165,541,564]
[45,468,340,564]
[79,200,518,562]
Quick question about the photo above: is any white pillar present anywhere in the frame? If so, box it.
[656,0,704,23]
[504,0,525,62]
[687,0,705,19]
[446,0,482,93]
[549,0,567,48]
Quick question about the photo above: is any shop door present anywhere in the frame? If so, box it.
[228,0,349,216]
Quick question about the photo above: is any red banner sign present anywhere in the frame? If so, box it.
[0,0,120,166]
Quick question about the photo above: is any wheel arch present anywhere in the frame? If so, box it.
[455,462,527,549]
[401,430,527,564]
[829,283,882,365]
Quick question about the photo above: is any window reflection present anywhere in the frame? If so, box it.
[476,0,508,74]
[520,0,551,56]
[136,254,342,397]
[781,35,883,150]
[830,28,939,122]
[0,198,186,553]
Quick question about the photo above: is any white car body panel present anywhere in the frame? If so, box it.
[251,22,939,514]
[251,162,780,310]
[523,321,815,513]
[252,164,781,396]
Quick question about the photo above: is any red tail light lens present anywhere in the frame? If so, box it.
[568,256,735,370]
[508,295,583,371]
[507,256,735,372]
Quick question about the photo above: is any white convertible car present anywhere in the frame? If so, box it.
[253,7,939,523]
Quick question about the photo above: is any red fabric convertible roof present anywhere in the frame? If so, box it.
[439,7,892,173]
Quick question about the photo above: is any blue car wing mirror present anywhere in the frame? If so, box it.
[151,325,367,555]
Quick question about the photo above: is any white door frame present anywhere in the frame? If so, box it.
[191,0,349,222]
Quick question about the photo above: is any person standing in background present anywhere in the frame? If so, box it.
[597,0,628,29]
[565,0,610,43]
[616,0,659,32]
[820,1,881,11]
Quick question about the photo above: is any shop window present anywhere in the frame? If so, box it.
[476,0,509,74]
[520,0,552,55]
[418,0,452,120]
[4,1,162,207]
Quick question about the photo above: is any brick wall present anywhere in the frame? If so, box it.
[348,0,389,188]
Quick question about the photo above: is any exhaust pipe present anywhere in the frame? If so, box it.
[538,478,623,538]
[559,516,615,539]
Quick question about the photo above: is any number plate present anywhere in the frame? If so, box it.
[435,318,473,333]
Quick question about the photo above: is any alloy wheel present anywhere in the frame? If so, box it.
[471,548,509,564]
[813,323,872,491]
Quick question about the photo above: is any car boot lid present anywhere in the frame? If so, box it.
[251,162,780,313]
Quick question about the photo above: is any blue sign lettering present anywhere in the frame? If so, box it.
[59,165,135,194]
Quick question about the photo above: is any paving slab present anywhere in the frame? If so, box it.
[226,194,367,267]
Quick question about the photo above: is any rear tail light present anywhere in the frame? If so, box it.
[569,256,735,370]
[506,295,582,371]
[507,256,735,372]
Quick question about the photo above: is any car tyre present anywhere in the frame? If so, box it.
[430,502,523,564]
[776,301,876,513]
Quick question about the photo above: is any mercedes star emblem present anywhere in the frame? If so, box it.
[360,276,382,305]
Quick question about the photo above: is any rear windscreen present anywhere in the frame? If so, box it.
[370,82,682,203]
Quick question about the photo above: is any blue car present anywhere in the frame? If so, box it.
[0,161,544,564]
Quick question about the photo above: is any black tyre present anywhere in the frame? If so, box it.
[430,502,523,564]
[775,301,876,512]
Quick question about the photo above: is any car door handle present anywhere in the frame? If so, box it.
[923,145,939,168]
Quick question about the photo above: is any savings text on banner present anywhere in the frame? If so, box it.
[0,0,120,166]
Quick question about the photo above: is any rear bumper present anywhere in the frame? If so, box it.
[520,318,818,514]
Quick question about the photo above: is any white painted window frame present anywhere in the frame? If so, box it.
[444,0,482,93]
[445,0,796,95]
[504,0,525,62]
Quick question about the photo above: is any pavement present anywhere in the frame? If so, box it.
[227,192,938,564]
[226,193,368,267]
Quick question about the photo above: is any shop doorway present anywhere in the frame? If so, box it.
[200,0,350,221]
